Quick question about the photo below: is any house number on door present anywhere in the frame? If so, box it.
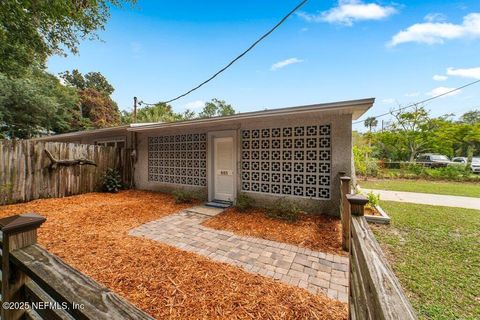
[217,170,233,176]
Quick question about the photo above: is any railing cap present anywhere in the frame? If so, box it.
[346,194,369,205]
[0,213,46,234]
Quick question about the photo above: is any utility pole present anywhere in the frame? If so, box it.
[133,96,138,123]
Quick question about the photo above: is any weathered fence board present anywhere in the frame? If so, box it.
[344,188,418,320]
[0,140,126,205]
[0,213,153,320]
[350,216,418,319]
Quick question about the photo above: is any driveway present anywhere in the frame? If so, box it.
[362,188,480,210]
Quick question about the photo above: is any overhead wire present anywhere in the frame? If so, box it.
[158,0,309,104]
[353,79,480,125]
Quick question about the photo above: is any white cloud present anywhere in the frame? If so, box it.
[270,58,303,71]
[184,100,205,110]
[389,12,480,46]
[426,86,462,97]
[446,67,480,79]
[404,92,420,97]
[382,98,395,104]
[424,13,447,23]
[297,1,397,26]
[433,74,448,81]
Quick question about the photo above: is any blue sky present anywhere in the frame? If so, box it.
[47,0,480,131]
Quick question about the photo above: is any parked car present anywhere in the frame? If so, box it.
[415,154,451,168]
[452,157,480,173]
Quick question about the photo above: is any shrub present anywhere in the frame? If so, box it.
[366,191,380,208]
[102,168,122,193]
[406,163,424,175]
[235,193,254,212]
[172,189,198,204]
[266,197,302,222]
[353,145,379,177]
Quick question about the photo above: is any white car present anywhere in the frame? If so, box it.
[451,157,480,173]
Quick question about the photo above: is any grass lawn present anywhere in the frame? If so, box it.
[371,201,480,320]
[360,179,480,198]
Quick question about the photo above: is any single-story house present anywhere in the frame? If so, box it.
[34,98,374,215]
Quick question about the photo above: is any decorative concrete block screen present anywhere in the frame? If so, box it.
[148,134,207,186]
[241,125,331,199]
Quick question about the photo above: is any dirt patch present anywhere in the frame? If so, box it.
[0,191,347,320]
[203,208,346,256]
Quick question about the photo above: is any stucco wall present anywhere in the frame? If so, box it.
[134,112,352,216]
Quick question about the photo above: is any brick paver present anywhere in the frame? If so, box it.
[129,205,349,302]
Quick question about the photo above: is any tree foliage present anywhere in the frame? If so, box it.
[198,99,235,118]
[0,1,134,76]
[121,99,236,124]
[60,69,120,129]
[79,89,120,128]
[0,68,79,139]
[361,107,480,161]
[60,70,114,95]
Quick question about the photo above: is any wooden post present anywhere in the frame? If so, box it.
[340,175,351,251]
[346,194,369,216]
[0,213,46,320]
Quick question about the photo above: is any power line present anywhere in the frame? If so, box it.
[160,0,308,104]
[353,79,480,125]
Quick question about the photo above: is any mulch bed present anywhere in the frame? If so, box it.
[365,206,381,216]
[0,190,347,320]
[203,208,346,256]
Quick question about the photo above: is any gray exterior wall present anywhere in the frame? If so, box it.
[134,111,353,216]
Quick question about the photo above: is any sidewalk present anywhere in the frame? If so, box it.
[361,188,480,210]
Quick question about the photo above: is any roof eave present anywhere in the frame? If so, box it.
[128,98,375,132]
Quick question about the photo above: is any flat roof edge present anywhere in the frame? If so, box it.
[129,98,375,132]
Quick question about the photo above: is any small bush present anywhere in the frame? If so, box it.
[172,189,198,204]
[235,193,254,212]
[366,191,380,208]
[102,168,122,193]
[267,198,302,222]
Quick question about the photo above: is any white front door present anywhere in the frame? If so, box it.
[213,137,235,201]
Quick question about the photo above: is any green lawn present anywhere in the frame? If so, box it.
[372,201,480,320]
[360,179,480,198]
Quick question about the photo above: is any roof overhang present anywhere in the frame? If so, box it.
[128,98,375,132]
[31,98,374,140]
[31,125,131,141]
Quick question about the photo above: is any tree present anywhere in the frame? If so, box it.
[0,1,134,76]
[60,69,120,129]
[60,70,114,95]
[79,89,120,128]
[199,99,235,118]
[122,103,183,124]
[364,117,378,132]
[460,110,480,125]
[0,68,79,139]
[390,105,432,161]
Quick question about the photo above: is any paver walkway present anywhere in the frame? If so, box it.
[362,188,480,210]
[129,205,349,302]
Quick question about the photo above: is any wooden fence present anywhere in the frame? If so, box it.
[0,213,153,320]
[0,140,128,205]
[339,176,418,319]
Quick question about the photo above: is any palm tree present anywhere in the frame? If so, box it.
[364,117,378,132]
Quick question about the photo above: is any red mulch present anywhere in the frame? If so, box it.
[0,191,347,319]
[203,208,346,256]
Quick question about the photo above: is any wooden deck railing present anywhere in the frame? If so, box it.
[341,176,418,320]
[0,214,154,320]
